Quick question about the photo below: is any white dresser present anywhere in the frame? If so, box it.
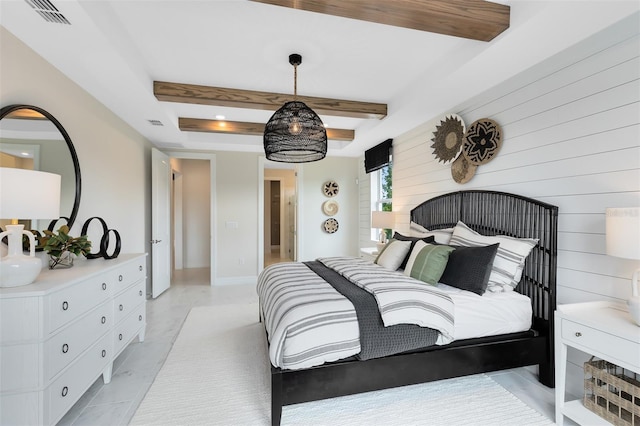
[0,253,147,425]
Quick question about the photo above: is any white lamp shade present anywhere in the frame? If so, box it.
[606,207,640,260]
[0,167,61,220]
[371,211,395,229]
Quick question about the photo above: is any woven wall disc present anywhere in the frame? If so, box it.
[430,114,465,164]
[462,118,502,165]
[451,154,477,184]
[323,218,339,233]
[322,180,339,197]
[322,200,339,216]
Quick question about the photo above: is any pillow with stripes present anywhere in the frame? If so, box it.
[409,221,454,244]
[404,240,455,285]
[449,221,538,292]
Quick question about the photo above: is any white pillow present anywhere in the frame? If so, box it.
[375,240,411,271]
[409,221,454,244]
[449,221,538,292]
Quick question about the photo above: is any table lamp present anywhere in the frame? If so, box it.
[372,211,395,252]
[605,207,640,326]
[0,167,61,287]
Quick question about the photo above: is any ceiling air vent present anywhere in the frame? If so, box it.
[148,120,164,126]
[25,0,70,25]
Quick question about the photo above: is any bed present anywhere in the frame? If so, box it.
[259,190,558,426]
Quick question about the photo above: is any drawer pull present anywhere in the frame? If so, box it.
[139,315,143,321]
[62,301,69,311]
[119,274,123,282]
[119,333,123,341]
[139,290,143,296]
[61,386,68,397]
[62,343,69,354]
[101,349,106,358]
[101,316,106,324]
[119,304,124,311]
[575,332,582,337]
[102,283,107,291]
[139,265,143,271]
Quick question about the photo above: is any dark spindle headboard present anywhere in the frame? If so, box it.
[410,190,558,333]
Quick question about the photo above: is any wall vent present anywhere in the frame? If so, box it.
[25,0,71,25]
[148,120,164,126]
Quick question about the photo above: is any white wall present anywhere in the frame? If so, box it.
[181,159,211,268]
[1,27,152,288]
[371,14,639,397]
[299,157,360,261]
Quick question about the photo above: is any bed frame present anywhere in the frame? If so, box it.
[269,190,558,426]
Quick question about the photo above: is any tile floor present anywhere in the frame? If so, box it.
[58,267,573,425]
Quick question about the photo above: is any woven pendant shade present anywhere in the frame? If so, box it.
[264,101,327,162]
[264,54,327,163]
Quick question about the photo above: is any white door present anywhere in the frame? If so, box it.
[151,148,171,298]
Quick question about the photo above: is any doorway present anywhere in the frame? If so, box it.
[263,167,297,267]
[150,151,216,298]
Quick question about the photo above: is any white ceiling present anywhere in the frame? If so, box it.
[1,0,638,158]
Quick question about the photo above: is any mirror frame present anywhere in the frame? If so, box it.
[0,104,82,229]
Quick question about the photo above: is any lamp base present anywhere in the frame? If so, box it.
[0,254,42,287]
[628,296,640,327]
[0,224,41,288]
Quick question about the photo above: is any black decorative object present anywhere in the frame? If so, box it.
[364,138,392,173]
[81,216,121,259]
[430,114,465,164]
[264,54,327,163]
[462,118,502,165]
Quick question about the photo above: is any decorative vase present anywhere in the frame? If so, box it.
[0,224,41,287]
[49,251,74,269]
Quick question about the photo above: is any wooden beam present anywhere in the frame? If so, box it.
[155,81,386,120]
[249,0,510,41]
[178,117,355,142]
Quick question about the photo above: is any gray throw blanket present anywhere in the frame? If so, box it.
[304,261,440,360]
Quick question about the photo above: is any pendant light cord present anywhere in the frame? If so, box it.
[293,64,298,100]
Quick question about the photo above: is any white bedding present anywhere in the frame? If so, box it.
[435,282,533,340]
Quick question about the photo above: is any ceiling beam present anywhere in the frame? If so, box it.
[155,81,387,120]
[178,117,355,142]
[249,0,510,41]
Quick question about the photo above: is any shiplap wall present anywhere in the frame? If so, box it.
[360,14,640,396]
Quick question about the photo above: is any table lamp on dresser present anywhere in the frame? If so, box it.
[606,207,640,326]
[372,211,395,253]
[0,167,61,287]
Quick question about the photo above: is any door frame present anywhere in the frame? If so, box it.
[165,151,217,286]
[258,156,302,271]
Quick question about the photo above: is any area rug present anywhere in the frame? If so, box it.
[131,304,553,426]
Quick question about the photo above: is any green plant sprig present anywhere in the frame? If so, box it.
[42,225,92,258]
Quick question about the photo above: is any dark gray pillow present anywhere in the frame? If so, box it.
[392,232,436,270]
[439,243,499,295]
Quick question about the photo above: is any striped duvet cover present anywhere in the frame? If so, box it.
[257,257,454,370]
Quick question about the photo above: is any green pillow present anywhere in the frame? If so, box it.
[404,241,455,285]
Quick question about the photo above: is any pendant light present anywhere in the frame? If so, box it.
[264,54,327,163]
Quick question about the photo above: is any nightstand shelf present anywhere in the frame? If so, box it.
[554,301,640,426]
[359,247,378,262]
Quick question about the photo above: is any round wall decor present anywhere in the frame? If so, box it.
[462,118,502,165]
[323,218,339,233]
[322,180,339,197]
[430,114,465,164]
[451,154,477,184]
[322,200,339,216]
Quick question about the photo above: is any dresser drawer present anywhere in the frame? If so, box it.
[112,260,146,294]
[46,302,113,380]
[46,332,112,425]
[114,304,145,356]
[562,318,638,367]
[48,272,112,333]
[114,280,145,325]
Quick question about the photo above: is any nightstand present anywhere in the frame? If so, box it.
[360,247,378,262]
[554,301,640,425]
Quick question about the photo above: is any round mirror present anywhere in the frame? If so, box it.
[0,104,81,233]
